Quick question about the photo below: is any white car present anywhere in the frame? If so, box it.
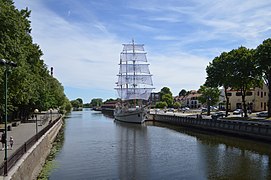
[233,109,243,115]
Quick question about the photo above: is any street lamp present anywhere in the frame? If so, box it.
[0,58,17,176]
[49,108,53,123]
[34,109,39,134]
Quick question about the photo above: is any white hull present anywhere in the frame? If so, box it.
[114,108,147,123]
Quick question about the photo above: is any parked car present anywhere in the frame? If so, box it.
[211,111,226,119]
[233,109,243,115]
[181,107,190,112]
[256,111,268,117]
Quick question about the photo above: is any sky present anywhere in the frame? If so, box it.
[13,0,271,103]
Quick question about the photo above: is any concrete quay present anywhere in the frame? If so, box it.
[150,111,271,142]
[0,111,61,179]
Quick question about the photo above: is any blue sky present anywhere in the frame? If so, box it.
[13,0,271,103]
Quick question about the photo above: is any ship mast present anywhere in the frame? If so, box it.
[132,39,136,107]
[115,40,154,103]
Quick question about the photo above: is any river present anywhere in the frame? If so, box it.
[49,109,271,180]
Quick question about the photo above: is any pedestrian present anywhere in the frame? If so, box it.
[9,136,14,150]
[1,132,6,150]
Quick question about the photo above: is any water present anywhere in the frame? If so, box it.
[49,109,271,180]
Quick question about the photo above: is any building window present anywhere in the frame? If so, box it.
[258,91,259,96]
[246,92,253,96]
[264,92,267,96]
[261,92,263,98]
[261,102,263,108]
[236,92,242,96]
[226,92,232,96]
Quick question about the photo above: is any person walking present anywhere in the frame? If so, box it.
[1,132,6,150]
[9,136,14,150]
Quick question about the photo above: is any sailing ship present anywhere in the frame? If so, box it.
[114,40,154,123]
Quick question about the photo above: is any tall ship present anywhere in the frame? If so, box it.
[114,40,154,123]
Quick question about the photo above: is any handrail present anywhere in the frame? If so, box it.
[0,116,62,175]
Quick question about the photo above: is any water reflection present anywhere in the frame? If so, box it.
[115,121,150,179]
[147,121,271,180]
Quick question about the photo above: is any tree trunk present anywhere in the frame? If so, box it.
[224,87,229,117]
[242,89,247,117]
[268,70,271,117]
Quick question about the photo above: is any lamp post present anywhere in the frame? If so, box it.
[49,108,53,123]
[0,58,17,176]
[34,109,39,134]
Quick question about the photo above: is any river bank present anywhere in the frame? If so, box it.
[150,112,271,142]
[37,119,65,179]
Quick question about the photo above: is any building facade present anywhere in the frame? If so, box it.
[224,84,268,112]
[175,90,202,109]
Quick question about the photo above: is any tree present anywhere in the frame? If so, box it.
[155,101,167,108]
[0,1,70,120]
[255,38,271,117]
[205,52,233,116]
[198,85,220,115]
[162,94,173,107]
[76,98,83,107]
[179,89,187,96]
[70,100,80,108]
[173,102,181,109]
[230,47,262,117]
[160,87,172,101]
[90,98,103,107]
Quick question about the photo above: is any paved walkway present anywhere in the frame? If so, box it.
[0,112,59,166]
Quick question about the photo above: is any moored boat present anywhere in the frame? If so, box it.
[114,40,154,123]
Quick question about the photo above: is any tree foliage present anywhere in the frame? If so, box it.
[255,38,271,117]
[205,51,233,116]
[160,87,172,100]
[198,86,220,106]
[162,94,173,107]
[90,98,103,107]
[178,89,186,96]
[155,101,167,108]
[198,86,220,116]
[173,102,181,109]
[159,87,173,107]
[0,1,70,120]
[229,47,262,117]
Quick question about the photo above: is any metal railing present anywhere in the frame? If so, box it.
[0,115,62,175]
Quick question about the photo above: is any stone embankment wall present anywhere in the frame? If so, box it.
[8,118,63,180]
[153,114,271,142]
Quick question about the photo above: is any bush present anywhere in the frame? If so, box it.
[155,101,168,108]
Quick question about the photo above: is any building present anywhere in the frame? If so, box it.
[175,90,202,109]
[223,84,268,112]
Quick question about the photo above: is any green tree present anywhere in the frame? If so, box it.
[173,102,181,109]
[0,1,70,120]
[230,47,262,117]
[255,38,271,117]
[76,98,83,107]
[198,85,220,115]
[155,101,167,108]
[178,89,187,96]
[70,100,80,108]
[205,52,233,116]
[90,98,103,107]
[160,87,172,101]
[162,94,173,107]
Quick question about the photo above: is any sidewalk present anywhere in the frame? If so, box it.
[0,112,59,166]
